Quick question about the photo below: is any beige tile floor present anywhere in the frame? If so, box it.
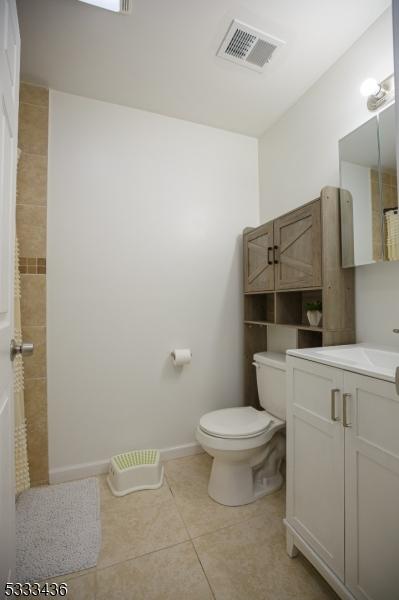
[45,453,339,600]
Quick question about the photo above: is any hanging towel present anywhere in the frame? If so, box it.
[385,209,399,261]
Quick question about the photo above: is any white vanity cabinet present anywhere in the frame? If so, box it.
[285,355,399,600]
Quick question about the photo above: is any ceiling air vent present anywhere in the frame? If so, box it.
[78,0,132,14]
[217,20,285,72]
[120,0,132,14]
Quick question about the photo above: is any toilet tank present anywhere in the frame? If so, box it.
[253,351,287,420]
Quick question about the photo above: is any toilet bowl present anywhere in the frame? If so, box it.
[196,352,286,506]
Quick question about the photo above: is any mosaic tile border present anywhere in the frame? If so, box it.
[19,257,46,274]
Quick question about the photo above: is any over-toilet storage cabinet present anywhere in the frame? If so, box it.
[244,199,322,292]
[285,356,399,600]
[243,187,355,408]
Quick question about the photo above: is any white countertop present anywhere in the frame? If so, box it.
[287,343,399,383]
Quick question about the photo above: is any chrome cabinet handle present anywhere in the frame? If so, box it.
[10,339,34,361]
[331,389,340,421]
[396,367,399,396]
[343,393,352,428]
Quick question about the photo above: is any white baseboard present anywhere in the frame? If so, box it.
[49,458,109,484]
[49,442,203,484]
[160,442,203,462]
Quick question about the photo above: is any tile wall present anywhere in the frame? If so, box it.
[17,82,49,486]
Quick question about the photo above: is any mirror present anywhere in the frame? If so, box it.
[339,116,380,267]
[339,102,398,267]
[379,104,398,261]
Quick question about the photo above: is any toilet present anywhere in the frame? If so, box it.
[196,351,286,506]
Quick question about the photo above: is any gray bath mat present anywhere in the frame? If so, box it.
[16,478,101,582]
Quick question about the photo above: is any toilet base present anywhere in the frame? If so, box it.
[208,459,284,506]
[208,459,254,506]
[206,431,285,506]
[254,471,283,500]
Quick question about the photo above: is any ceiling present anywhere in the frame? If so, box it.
[17,0,391,137]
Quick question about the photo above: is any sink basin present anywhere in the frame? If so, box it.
[287,344,399,383]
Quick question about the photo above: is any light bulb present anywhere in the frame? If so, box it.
[360,78,381,97]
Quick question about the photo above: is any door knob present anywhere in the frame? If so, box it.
[10,339,34,361]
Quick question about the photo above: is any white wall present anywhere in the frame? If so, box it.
[340,161,373,266]
[259,9,399,348]
[47,91,259,477]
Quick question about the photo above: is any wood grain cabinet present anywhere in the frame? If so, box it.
[244,221,274,292]
[274,200,321,290]
[286,357,399,600]
[243,187,355,408]
[244,199,322,293]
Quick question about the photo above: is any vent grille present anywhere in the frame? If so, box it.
[247,39,276,67]
[217,19,285,72]
[225,29,257,60]
[120,0,132,14]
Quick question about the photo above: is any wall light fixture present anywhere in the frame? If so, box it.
[360,74,395,111]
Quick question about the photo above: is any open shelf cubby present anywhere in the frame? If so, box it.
[242,188,356,408]
[297,328,323,349]
[244,293,275,324]
[275,289,323,329]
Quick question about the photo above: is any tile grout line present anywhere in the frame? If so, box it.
[19,99,49,109]
[164,471,192,540]
[18,150,48,159]
[95,473,192,576]
[165,470,217,600]
[94,538,192,576]
[190,540,217,600]
[164,458,285,541]
[188,502,285,544]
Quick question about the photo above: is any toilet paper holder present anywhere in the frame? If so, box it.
[171,349,192,367]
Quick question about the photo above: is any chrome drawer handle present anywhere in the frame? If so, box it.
[343,393,352,428]
[331,389,340,421]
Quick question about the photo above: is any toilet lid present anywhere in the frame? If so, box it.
[199,407,273,439]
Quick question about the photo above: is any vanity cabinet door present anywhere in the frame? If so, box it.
[274,200,322,290]
[244,221,274,292]
[286,357,345,581]
[344,372,399,600]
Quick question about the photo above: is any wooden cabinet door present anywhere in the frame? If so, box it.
[244,221,274,292]
[286,357,345,581]
[344,373,399,600]
[274,200,322,290]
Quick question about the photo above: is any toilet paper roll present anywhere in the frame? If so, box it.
[171,349,192,366]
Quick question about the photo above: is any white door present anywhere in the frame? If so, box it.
[286,357,345,581]
[0,0,20,587]
[344,372,399,600]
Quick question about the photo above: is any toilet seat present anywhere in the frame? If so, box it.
[199,406,274,439]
